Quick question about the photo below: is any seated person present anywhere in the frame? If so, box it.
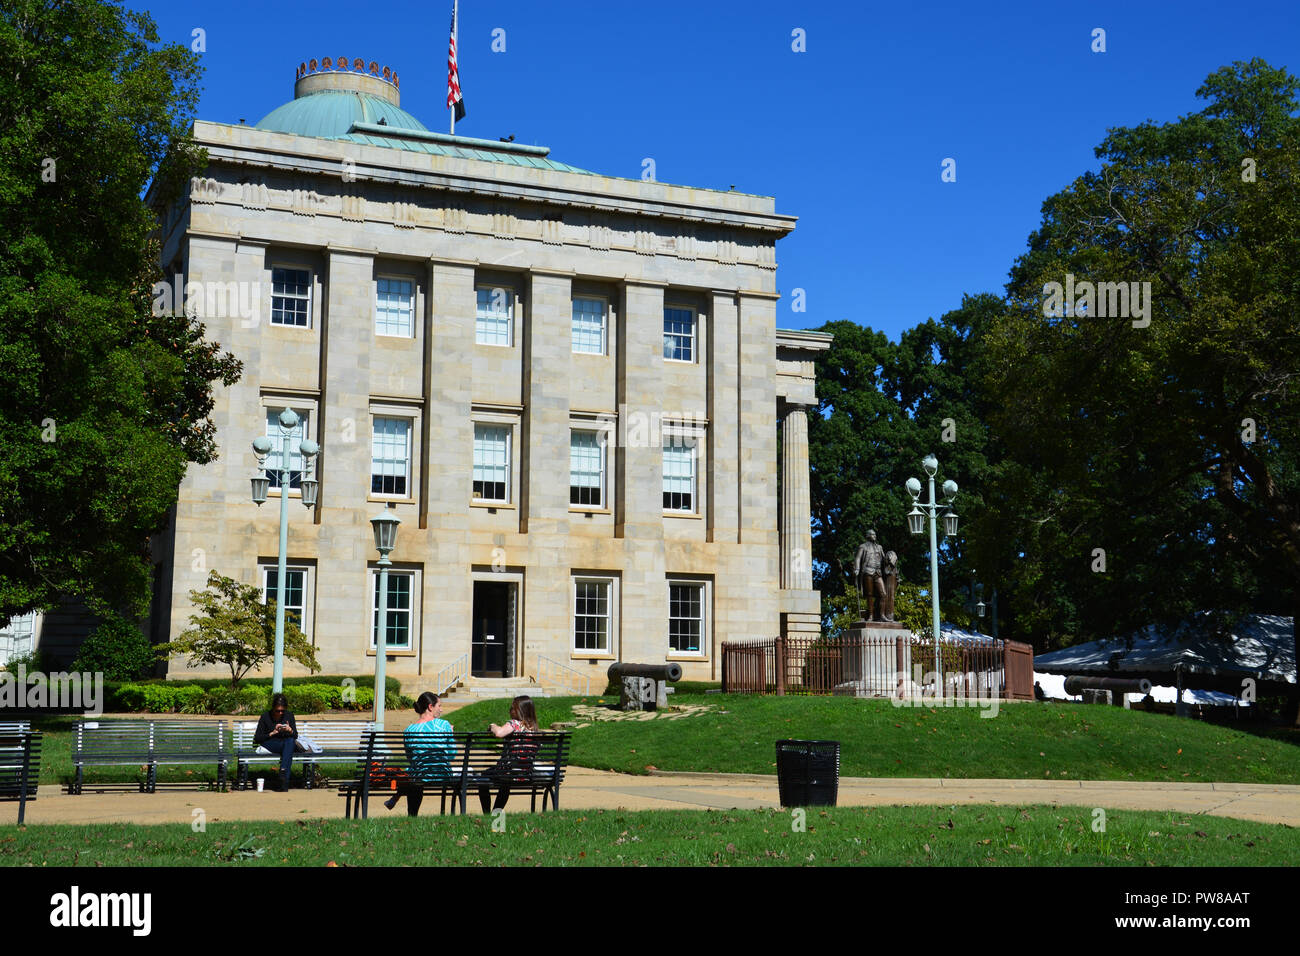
[478,695,539,814]
[253,692,298,791]
[385,691,456,815]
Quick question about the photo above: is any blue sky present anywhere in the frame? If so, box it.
[142,0,1299,340]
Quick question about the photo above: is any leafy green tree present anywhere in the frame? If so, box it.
[809,297,1002,630]
[983,59,1300,668]
[157,572,320,689]
[0,0,241,626]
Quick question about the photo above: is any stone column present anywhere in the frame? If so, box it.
[779,404,813,590]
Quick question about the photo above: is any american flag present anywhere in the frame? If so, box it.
[447,2,466,122]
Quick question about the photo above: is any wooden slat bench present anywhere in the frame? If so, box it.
[0,731,41,824]
[340,731,457,819]
[342,731,570,818]
[232,720,375,790]
[71,719,228,794]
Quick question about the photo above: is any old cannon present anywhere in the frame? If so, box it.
[1064,676,1152,707]
[608,662,683,711]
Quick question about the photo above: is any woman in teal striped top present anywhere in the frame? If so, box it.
[385,691,456,815]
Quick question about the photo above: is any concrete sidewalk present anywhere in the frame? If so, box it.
[5,770,1299,827]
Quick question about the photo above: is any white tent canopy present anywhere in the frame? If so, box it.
[1034,612,1295,696]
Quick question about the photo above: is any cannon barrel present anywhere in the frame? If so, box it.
[607,662,683,683]
[1064,676,1152,696]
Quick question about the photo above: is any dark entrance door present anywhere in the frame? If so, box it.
[472,581,512,678]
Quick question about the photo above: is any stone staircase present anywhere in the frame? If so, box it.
[441,676,559,701]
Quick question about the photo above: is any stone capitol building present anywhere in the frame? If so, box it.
[138,57,829,693]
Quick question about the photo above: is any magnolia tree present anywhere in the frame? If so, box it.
[158,572,319,688]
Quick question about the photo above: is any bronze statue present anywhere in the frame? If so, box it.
[853,530,887,622]
[881,550,899,622]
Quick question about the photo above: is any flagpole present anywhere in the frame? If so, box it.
[450,0,458,135]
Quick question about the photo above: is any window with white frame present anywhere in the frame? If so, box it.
[668,580,707,655]
[473,423,510,502]
[375,277,414,337]
[264,408,310,489]
[271,267,311,327]
[663,306,695,361]
[573,576,614,653]
[572,297,606,354]
[476,286,514,346]
[570,430,605,507]
[662,433,698,512]
[0,611,37,666]
[370,569,414,650]
[262,566,309,636]
[371,417,411,496]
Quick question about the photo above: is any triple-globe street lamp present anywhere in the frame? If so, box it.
[251,408,319,693]
[906,455,958,696]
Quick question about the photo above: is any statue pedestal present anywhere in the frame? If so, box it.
[835,623,914,699]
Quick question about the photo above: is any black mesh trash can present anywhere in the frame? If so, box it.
[775,739,840,807]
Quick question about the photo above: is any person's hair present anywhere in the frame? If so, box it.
[414,691,439,715]
[509,695,538,731]
[270,692,289,712]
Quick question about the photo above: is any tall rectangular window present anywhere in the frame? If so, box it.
[662,436,697,512]
[473,424,510,502]
[271,267,311,327]
[573,578,611,652]
[263,567,307,633]
[570,430,604,507]
[572,297,606,354]
[663,307,695,361]
[669,581,705,654]
[370,570,413,650]
[376,277,414,337]
[0,611,37,666]
[476,286,513,346]
[371,417,411,496]
[265,409,309,489]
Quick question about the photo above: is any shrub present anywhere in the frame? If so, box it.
[72,616,155,681]
[1,647,59,674]
[205,687,272,715]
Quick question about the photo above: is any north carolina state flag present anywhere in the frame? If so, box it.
[447,3,466,122]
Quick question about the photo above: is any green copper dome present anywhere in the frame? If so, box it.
[250,59,591,175]
[256,90,428,138]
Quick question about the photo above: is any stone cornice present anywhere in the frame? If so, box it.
[776,328,834,351]
[190,121,797,237]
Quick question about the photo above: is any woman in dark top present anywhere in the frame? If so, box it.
[478,695,539,813]
[253,692,298,791]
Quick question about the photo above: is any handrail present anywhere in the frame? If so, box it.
[535,656,594,697]
[433,653,468,697]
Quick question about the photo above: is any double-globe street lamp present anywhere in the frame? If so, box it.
[251,408,319,693]
[906,455,958,696]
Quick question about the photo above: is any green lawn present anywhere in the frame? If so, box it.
[446,693,1300,783]
[1,805,1295,866]
[23,693,1300,788]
